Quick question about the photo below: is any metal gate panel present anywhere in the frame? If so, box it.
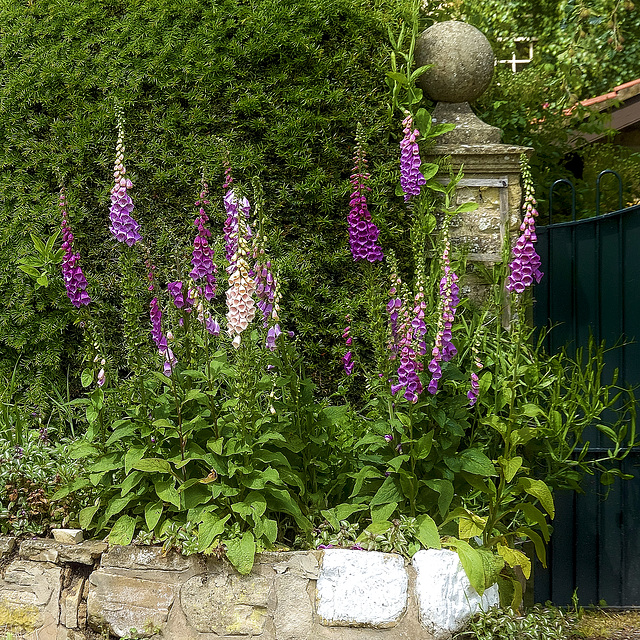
[533,203,640,606]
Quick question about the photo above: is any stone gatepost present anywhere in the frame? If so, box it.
[415,21,532,308]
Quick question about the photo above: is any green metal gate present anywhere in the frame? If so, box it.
[532,176,640,606]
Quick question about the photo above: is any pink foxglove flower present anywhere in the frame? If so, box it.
[109,107,141,246]
[428,238,460,395]
[60,188,91,308]
[506,159,543,293]
[387,272,423,403]
[347,124,383,262]
[400,114,426,201]
[225,196,256,347]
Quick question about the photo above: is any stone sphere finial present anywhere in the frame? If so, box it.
[415,21,495,104]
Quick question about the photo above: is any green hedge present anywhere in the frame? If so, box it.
[0,0,416,408]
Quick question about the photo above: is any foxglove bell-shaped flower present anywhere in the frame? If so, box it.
[190,180,217,300]
[347,124,383,262]
[506,157,543,293]
[387,269,423,403]
[150,297,177,376]
[167,281,191,310]
[428,238,460,395]
[226,206,257,346]
[60,188,91,308]
[223,189,251,269]
[109,107,141,246]
[400,114,426,201]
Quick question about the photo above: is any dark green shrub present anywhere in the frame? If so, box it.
[0,0,418,409]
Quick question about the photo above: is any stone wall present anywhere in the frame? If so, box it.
[0,536,498,640]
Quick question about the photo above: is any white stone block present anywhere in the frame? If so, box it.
[52,529,84,545]
[413,548,499,640]
[316,549,408,627]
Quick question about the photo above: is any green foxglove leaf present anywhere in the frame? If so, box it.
[263,518,278,544]
[451,539,485,595]
[458,514,486,540]
[422,479,454,518]
[459,449,496,476]
[199,513,230,551]
[519,478,555,518]
[124,446,147,474]
[81,369,94,388]
[109,515,136,546]
[78,504,100,530]
[370,476,403,506]
[119,471,144,497]
[145,500,163,531]
[498,455,523,483]
[371,501,397,522]
[224,532,256,575]
[516,502,550,541]
[265,487,310,532]
[349,466,383,498]
[132,458,172,474]
[497,543,531,579]
[517,526,547,567]
[103,495,136,522]
[154,478,180,509]
[416,514,440,549]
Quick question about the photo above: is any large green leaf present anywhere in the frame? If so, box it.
[516,502,551,541]
[265,487,311,532]
[497,543,531,579]
[145,500,164,532]
[132,458,172,474]
[422,479,454,518]
[370,476,403,507]
[519,478,555,518]
[459,449,497,476]
[199,513,230,551]
[78,504,100,531]
[416,514,440,549]
[109,515,136,547]
[498,455,523,483]
[451,540,485,595]
[224,532,256,575]
[371,502,397,522]
[103,495,136,522]
[154,478,180,509]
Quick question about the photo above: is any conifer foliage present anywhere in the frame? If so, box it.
[0,0,410,403]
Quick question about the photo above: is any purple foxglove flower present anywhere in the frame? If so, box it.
[428,239,460,395]
[150,297,177,374]
[109,108,141,246]
[400,114,427,201]
[266,323,282,351]
[507,159,543,292]
[60,188,91,307]
[387,267,423,403]
[347,126,384,262]
[190,181,217,300]
[205,316,220,336]
[343,350,354,375]
[167,281,191,310]
[223,189,251,268]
